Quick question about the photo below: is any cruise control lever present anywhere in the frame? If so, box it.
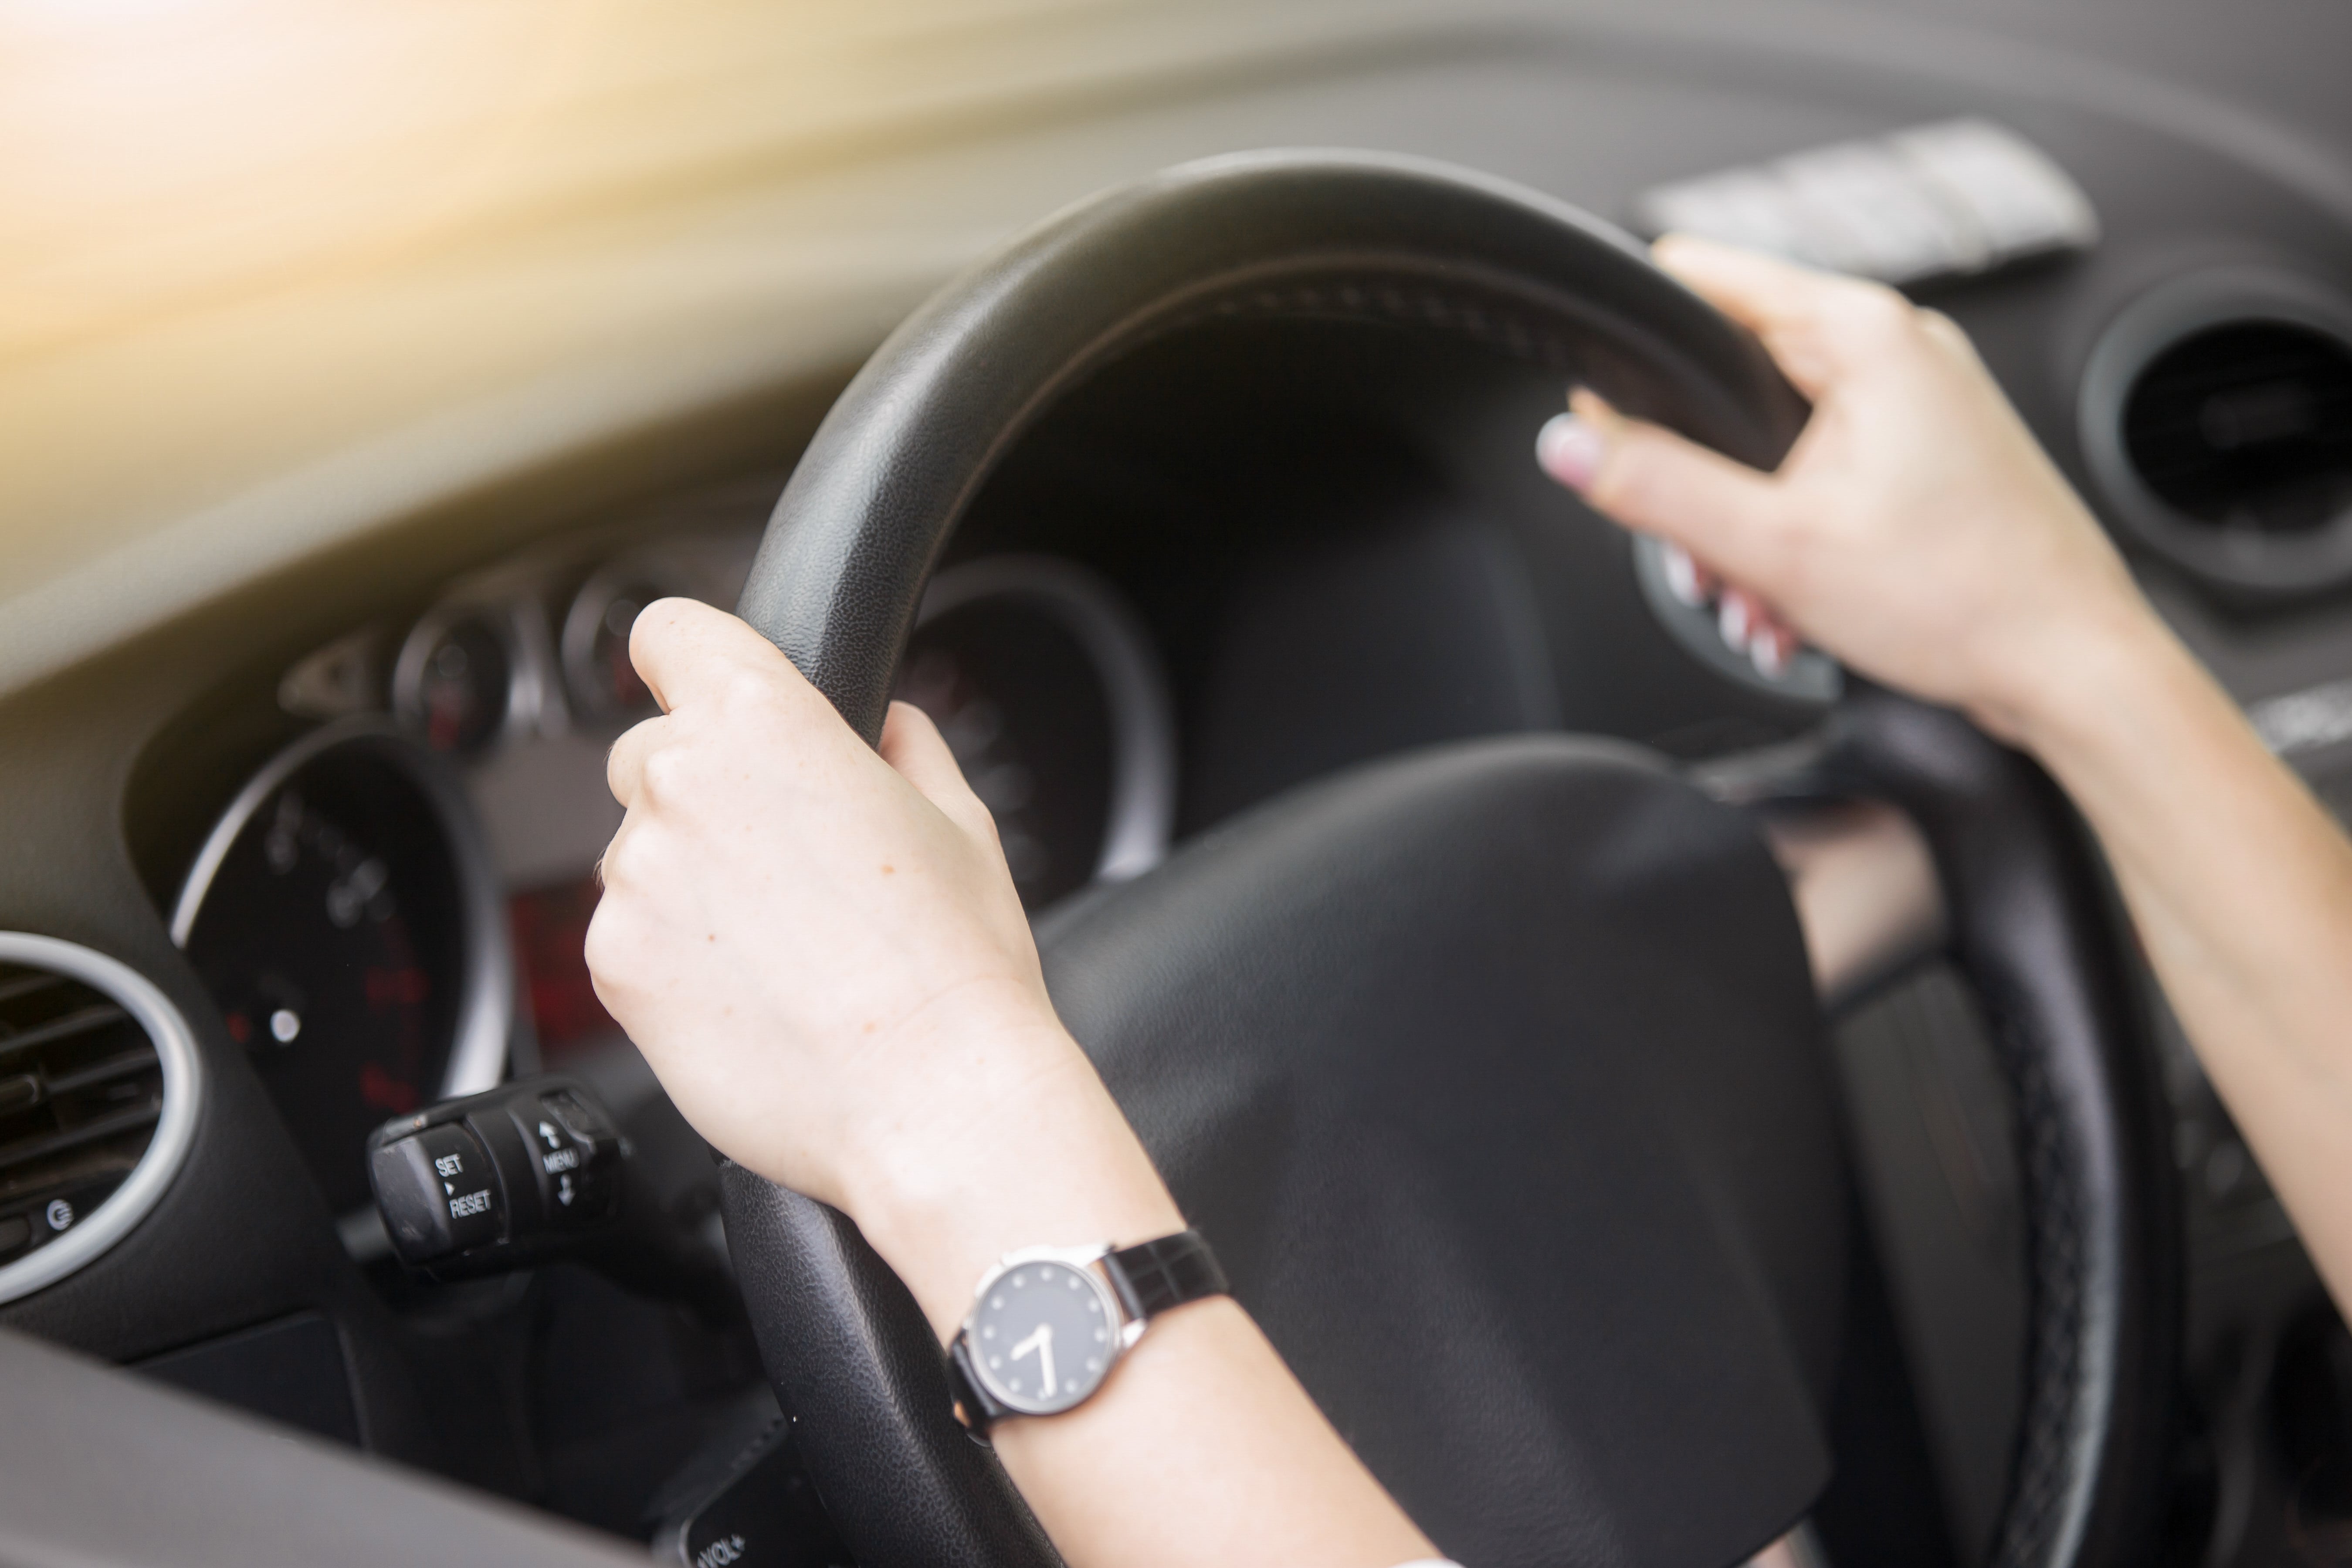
[367,1075,626,1278]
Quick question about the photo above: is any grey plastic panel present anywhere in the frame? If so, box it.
[0,1326,645,1568]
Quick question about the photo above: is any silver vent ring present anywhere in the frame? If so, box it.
[0,933,203,1306]
[2079,266,2352,593]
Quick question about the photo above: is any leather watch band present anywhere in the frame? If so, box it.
[947,1230,1227,1434]
[1102,1229,1228,1321]
[946,1335,1010,1430]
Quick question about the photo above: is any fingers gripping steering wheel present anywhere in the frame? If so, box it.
[719,152,2178,1568]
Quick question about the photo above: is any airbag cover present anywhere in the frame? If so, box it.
[1038,735,1844,1568]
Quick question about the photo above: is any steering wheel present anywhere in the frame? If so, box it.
[717,151,2177,1568]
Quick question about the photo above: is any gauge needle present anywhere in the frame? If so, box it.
[1010,1322,1056,1398]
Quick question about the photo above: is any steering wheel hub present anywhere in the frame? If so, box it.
[1045,734,1844,1563]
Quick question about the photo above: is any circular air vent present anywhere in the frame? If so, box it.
[2082,270,2352,592]
[0,933,201,1304]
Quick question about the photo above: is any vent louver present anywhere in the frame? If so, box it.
[0,935,201,1303]
[2081,274,2352,593]
[2122,319,2352,537]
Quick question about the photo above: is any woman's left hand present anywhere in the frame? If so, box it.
[585,597,1180,1339]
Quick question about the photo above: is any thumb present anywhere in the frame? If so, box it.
[878,700,999,842]
[1537,391,1789,586]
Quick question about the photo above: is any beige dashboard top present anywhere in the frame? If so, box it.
[9,0,1515,695]
[4,0,2345,701]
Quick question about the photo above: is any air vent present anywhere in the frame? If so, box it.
[2122,322,2352,534]
[2082,271,2352,593]
[0,934,201,1304]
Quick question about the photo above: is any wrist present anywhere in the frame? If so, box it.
[1966,586,2177,754]
[1986,598,2206,772]
[835,1032,1186,1344]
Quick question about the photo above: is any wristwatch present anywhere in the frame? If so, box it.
[946,1229,1228,1430]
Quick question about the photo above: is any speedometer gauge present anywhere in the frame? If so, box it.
[172,722,512,1213]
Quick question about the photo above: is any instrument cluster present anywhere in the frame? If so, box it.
[174,488,1176,1226]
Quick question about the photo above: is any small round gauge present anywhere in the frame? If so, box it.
[900,558,1176,911]
[394,608,516,755]
[563,563,691,721]
[172,723,512,1214]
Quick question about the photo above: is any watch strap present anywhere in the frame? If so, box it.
[946,1334,1010,1432]
[1103,1229,1228,1321]
[947,1230,1227,1434]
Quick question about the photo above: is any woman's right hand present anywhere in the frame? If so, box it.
[1544,237,2352,1328]
[1535,234,2161,748]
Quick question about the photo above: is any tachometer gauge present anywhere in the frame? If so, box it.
[394,607,520,756]
[901,558,1176,911]
[562,561,692,722]
[172,722,512,1214]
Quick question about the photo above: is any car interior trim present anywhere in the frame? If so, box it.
[167,718,515,1102]
[0,933,204,1308]
[0,1324,651,1568]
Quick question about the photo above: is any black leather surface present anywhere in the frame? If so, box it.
[740,148,1805,747]
[726,738,1844,1568]
[1104,1230,1227,1321]
[1813,689,2179,1568]
[719,1162,1058,1568]
[1043,737,1844,1567]
[726,150,2169,1568]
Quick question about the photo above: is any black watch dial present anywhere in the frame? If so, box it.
[967,1257,1122,1416]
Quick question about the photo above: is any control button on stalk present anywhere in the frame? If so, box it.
[371,1122,505,1261]
[539,1087,613,1141]
[521,1092,619,1226]
[366,1074,626,1277]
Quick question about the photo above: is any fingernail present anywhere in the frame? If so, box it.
[1661,542,1707,607]
[1751,626,1793,679]
[1536,413,1605,492]
[1718,593,1753,652]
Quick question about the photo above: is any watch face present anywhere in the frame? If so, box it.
[967,1258,1121,1416]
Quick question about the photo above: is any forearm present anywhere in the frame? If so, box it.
[990,1300,1436,1568]
[2016,611,2352,1302]
[845,1044,1436,1568]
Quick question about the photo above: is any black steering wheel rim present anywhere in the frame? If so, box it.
[722,149,2178,1568]
[737,148,1804,750]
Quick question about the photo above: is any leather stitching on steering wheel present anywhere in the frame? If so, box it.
[1995,1013,2092,1568]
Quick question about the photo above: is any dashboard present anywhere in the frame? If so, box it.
[5,1,2352,1563]
[161,505,1181,1234]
